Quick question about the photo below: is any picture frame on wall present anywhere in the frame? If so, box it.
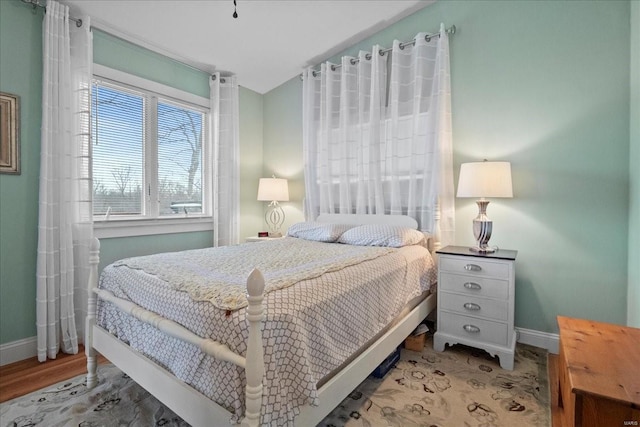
[0,92,20,175]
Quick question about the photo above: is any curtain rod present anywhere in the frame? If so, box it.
[304,25,456,78]
[21,0,83,27]
[21,1,226,83]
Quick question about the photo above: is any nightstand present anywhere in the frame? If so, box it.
[433,245,518,370]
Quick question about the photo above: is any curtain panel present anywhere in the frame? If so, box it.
[211,73,240,247]
[37,0,93,362]
[302,24,455,246]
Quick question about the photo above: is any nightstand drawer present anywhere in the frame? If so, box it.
[440,292,508,321]
[440,257,510,279]
[439,273,509,300]
[439,311,508,346]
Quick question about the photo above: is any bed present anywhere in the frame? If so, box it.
[85,214,439,426]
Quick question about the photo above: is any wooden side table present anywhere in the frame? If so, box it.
[557,316,640,427]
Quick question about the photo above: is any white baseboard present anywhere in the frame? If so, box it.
[0,336,37,366]
[516,327,559,354]
[0,330,85,366]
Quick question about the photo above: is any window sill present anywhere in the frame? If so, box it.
[93,217,213,239]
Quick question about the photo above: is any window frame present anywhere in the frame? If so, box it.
[92,65,213,239]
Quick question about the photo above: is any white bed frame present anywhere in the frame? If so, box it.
[85,214,437,426]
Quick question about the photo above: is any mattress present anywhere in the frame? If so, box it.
[97,237,437,426]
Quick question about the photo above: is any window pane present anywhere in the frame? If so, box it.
[157,101,204,216]
[92,83,144,216]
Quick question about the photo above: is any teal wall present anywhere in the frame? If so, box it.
[93,30,210,98]
[263,78,306,230]
[239,88,265,239]
[629,1,640,328]
[0,0,44,344]
[263,0,632,334]
[98,232,212,273]
[0,0,634,346]
[0,0,263,345]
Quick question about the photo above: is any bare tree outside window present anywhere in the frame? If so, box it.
[111,166,132,197]
[91,80,206,218]
[92,83,143,216]
[157,102,204,215]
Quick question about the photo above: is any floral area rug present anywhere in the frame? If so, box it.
[0,335,549,427]
[320,335,550,427]
[0,363,188,427]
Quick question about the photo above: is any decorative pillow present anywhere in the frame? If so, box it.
[337,224,426,248]
[286,222,354,242]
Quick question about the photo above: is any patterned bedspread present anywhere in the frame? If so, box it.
[112,238,394,310]
[97,238,437,426]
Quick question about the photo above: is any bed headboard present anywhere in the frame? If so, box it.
[315,214,436,254]
[316,213,417,228]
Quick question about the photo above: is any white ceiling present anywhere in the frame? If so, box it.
[63,0,434,94]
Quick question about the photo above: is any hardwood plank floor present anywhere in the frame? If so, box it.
[1,349,564,427]
[0,345,107,403]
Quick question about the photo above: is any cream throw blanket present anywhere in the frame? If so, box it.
[113,238,394,310]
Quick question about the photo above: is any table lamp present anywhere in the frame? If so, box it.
[257,176,289,237]
[457,160,513,253]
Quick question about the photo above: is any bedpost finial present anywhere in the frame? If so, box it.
[247,268,265,296]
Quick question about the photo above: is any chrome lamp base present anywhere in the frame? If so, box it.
[470,199,495,254]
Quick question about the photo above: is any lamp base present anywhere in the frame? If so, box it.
[265,202,285,237]
[471,199,494,254]
[469,246,496,254]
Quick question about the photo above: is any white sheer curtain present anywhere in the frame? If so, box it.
[211,73,240,246]
[37,0,93,362]
[302,24,455,246]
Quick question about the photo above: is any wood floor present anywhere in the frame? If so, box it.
[1,349,565,426]
[0,345,107,403]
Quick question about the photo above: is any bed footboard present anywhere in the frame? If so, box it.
[85,237,266,427]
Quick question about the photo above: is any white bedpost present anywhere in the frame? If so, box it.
[85,237,100,389]
[241,268,265,427]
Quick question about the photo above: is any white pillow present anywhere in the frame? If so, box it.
[286,222,354,242]
[337,224,425,248]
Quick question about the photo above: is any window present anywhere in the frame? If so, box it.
[91,67,211,235]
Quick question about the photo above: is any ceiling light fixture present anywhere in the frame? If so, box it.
[233,0,238,18]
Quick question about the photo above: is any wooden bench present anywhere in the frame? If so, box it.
[557,316,640,427]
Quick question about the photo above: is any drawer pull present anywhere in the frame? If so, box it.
[463,324,480,333]
[464,264,482,272]
[463,282,482,290]
[463,302,481,311]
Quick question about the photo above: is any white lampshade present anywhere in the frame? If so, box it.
[457,161,513,198]
[257,178,289,202]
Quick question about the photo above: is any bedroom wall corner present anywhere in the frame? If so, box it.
[628,0,640,328]
[239,86,265,240]
[0,0,43,346]
[262,77,305,232]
